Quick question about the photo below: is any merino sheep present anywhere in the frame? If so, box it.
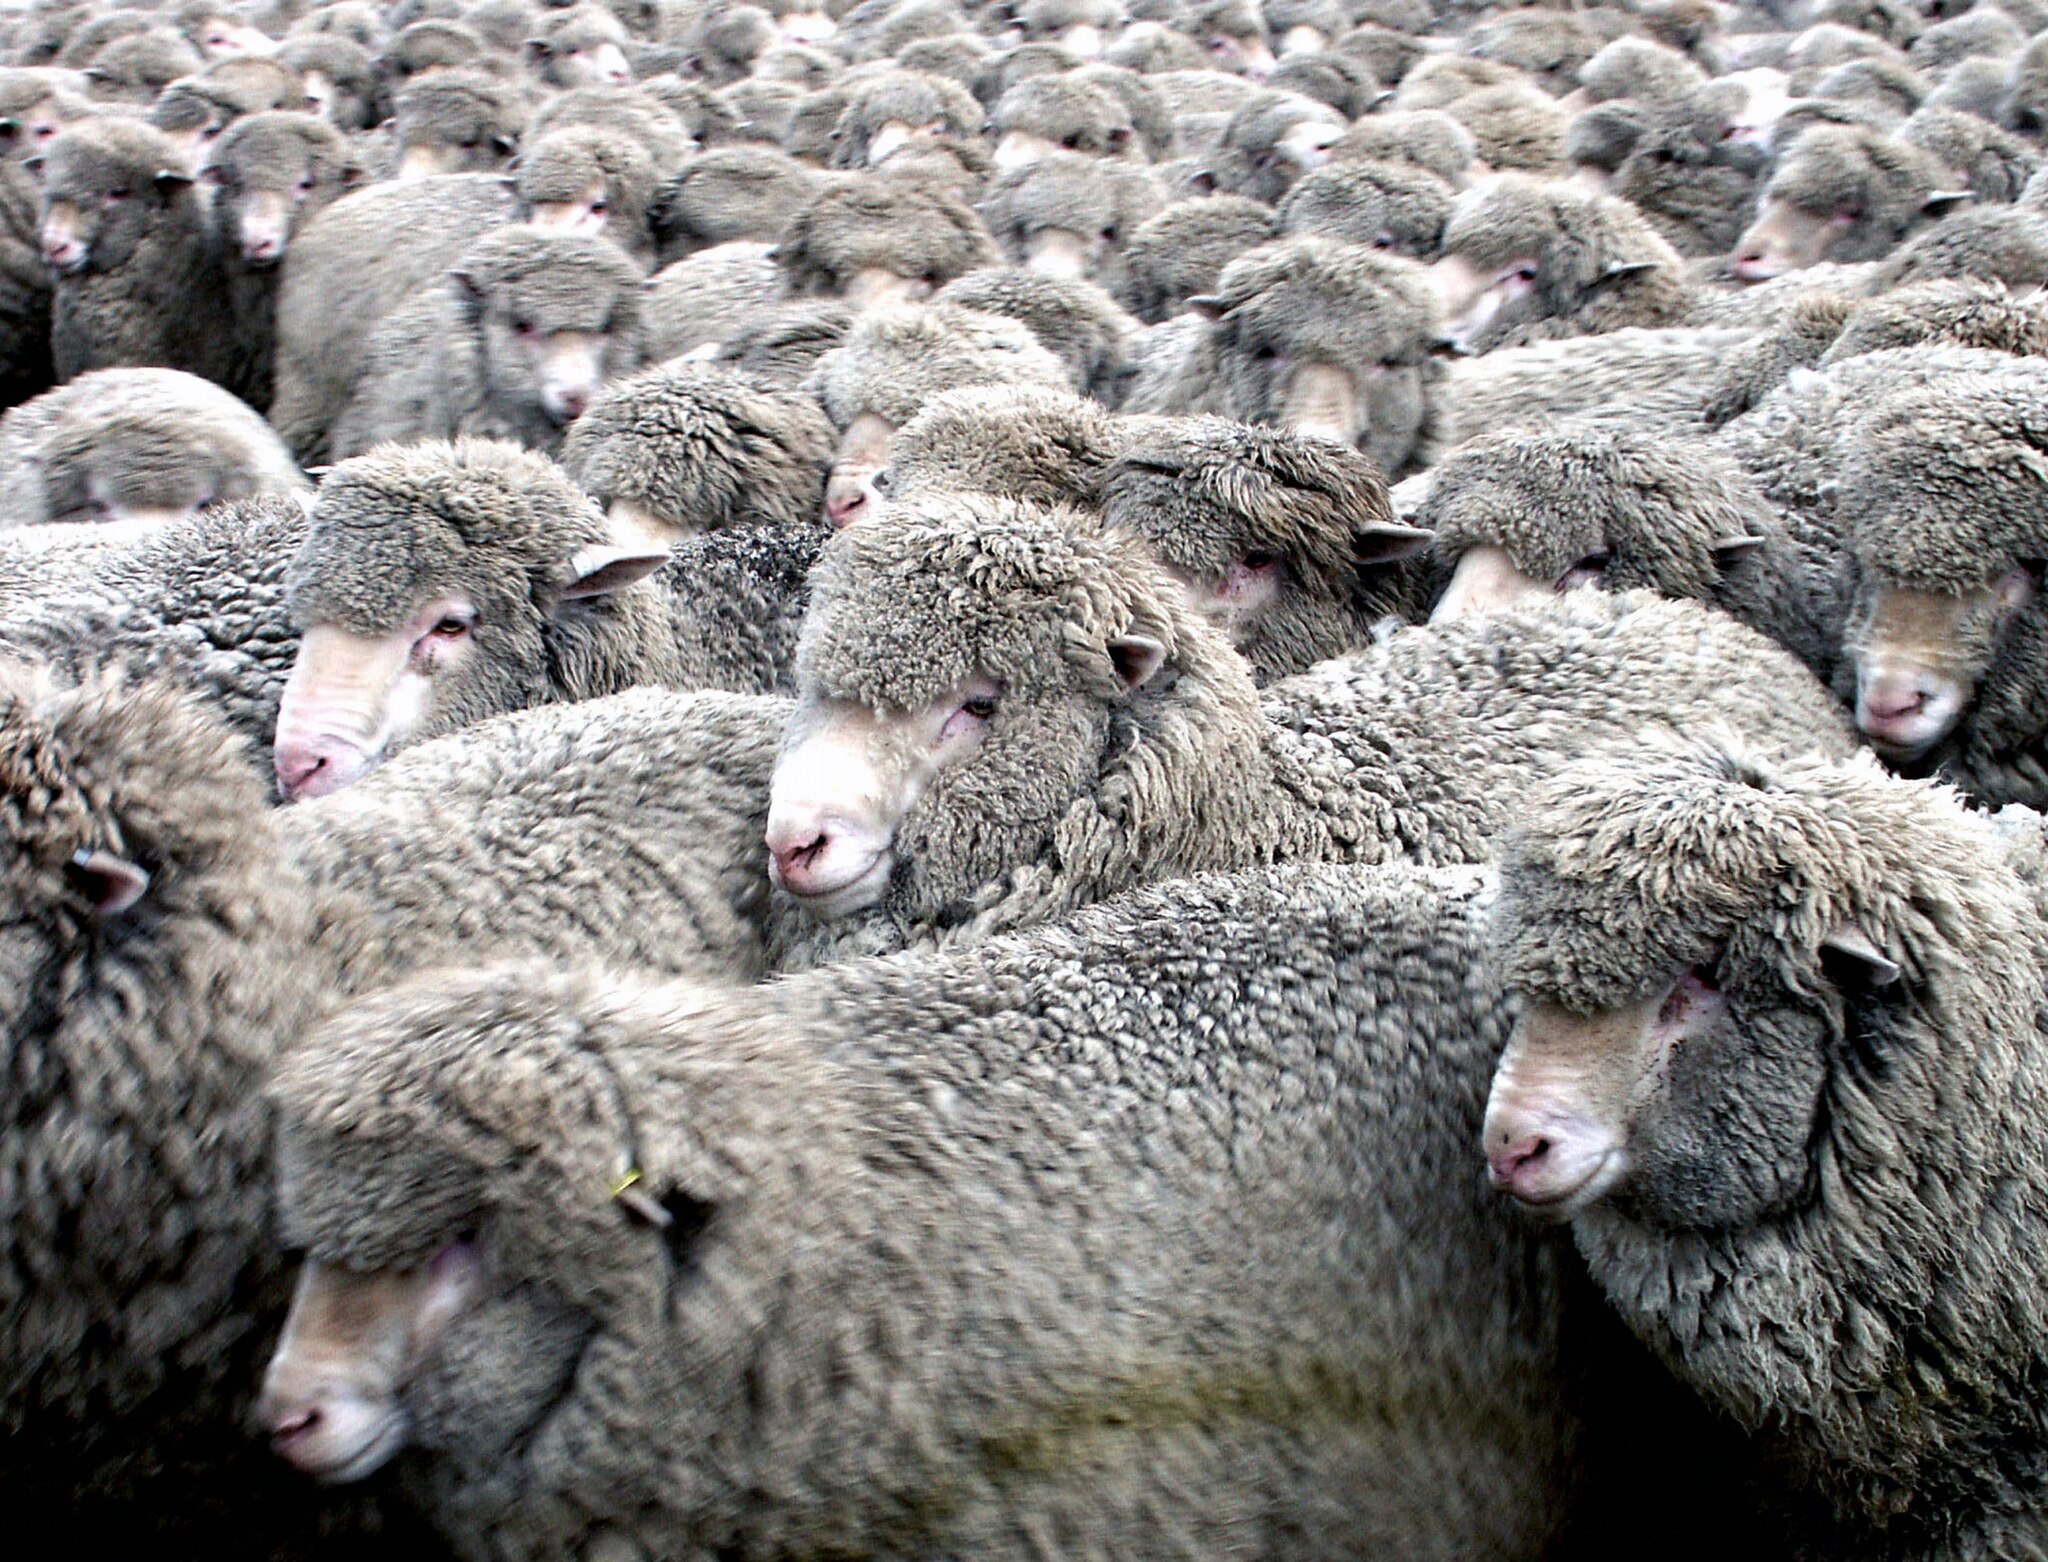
[1097,414,1434,681]
[257,862,1591,1560]
[558,359,834,542]
[331,226,646,460]
[1420,423,1849,680]
[1114,191,1277,323]
[1730,123,1966,282]
[386,68,523,181]
[1484,733,2048,1558]
[773,174,1000,308]
[649,143,820,262]
[0,663,788,1543]
[883,381,1133,507]
[273,439,820,797]
[0,367,306,530]
[640,239,785,359]
[933,264,1139,400]
[978,149,1167,293]
[36,116,236,387]
[1830,359,2048,807]
[1276,158,1454,259]
[199,109,357,410]
[829,66,985,169]
[808,302,1069,526]
[1428,174,1691,354]
[269,171,517,461]
[1204,88,1347,204]
[1122,236,1443,477]
[761,494,1853,966]
[514,124,661,267]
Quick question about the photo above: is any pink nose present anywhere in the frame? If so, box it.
[267,1403,321,1444]
[1862,687,1927,722]
[1731,252,1770,280]
[825,491,866,527]
[770,831,829,889]
[274,739,334,801]
[244,237,280,261]
[555,388,588,420]
[42,240,78,266]
[1486,1135,1550,1192]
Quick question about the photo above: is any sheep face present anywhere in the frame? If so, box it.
[204,137,356,267]
[1204,29,1276,80]
[38,163,192,275]
[1430,544,1610,622]
[189,12,276,61]
[523,178,612,241]
[1428,251,1540,354]
[823,413,895,527]
[259,1245,483,1483]
[275,489,668,800]
[0,93,71,162]
[1731,194,1860,281]
[1844,573,2034,760]
[461,274,637,428]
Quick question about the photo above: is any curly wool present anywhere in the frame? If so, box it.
[1098,414,1426,681]
[1115,194,1277,324]
[559,361,833,532]
[774,497,1855,967]
[1493,735,2048,1558]
[1276,159,1454,258]
[270,859,1586,1561]
[774,176,999,296]
[1440,176,1693,352]
[933,266,1137,401]
[807,302,1070,429]
[888,383,1132,507]
[1755,124,1953,264]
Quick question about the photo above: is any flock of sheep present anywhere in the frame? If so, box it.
[11,0,2048,1555]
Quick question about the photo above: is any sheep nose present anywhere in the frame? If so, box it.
[267,1404,323,1444]
[1486,1135,1551,1192]
[273,739,331,802]
[1863,687,1928,721]
[769,830,830,889]
[556,388,589,419]
[825,489,867,526]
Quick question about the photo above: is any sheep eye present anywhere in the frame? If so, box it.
[1061,133,1082,149]
[429,614,472,639]
[1241,551,1280,571]
[104,189,129,203]
[1513,263,1539,282]
[1556,551,1610,591]
[513,317,537,337]
[294,175,314,194]
[1378,354,1403,369]
[1100,223,1117,241]
[589,197,608,214]
[921,269,941,285]
[869,467,893,495]
[1209,37,1229,52]
[1370,232,1394,250]
[1837,205,1864,222]
[1253,344,1279,362]
[961,694,998,720]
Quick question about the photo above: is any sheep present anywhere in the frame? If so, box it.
[1482,732,2048,1559]
[386,68,523,181]
[269,171,518,461]
[383,18,491,85]
[759,493,1853,965]
[1830,359,2048,808]
[513,124,660,267]
[1442,83,1569,177]
[978,149,1167,291]
[0,662,790,1543]
[198,109,356,410]
[1114,191,1276,323]
[1874,202,2048,291]
[1122,236,1444,478]
[1328,109,1479,188]
[1909,6,2025,73]
[933,264,1139,401]
[1185,0,1276,79]
[1096,414,1435,682]
[330,226,646,460]
[1899,103,2039,204]
[649,143,821,263]
[773,174,1000,308]
[1204,88,1346,204]
[1014,0,1123,57]
[1730,123,1967,283]
[273,439,820,797]
[35,116,236,388]
[640,238,786,359]
[1427,174,1691,355]
[253,862,1592,1561]
[275,31,377,127]
[1276,158,1454,258]
[82,29,205,107]
[1573,91,1767,260]
[1419,422,1850,681]
[1574,33,1708,107]
[0,142,52,405]
[527,1,634,87]
[808,302,1069,526]
[828,66,984,169]
[709,298,853,387]
[1391,53,1523,114]
[1267,48,1379,119]
[526,82,698,170]
[883,381,1133,507]
[558,359,834,542]
[149,55,310,169]
[0,368,306,530]
[1466,7,1601,96]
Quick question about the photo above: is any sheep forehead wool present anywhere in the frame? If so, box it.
[1100,413,1393,579]
[1444,175,1635,272]
[811,303,1069,428]
[289,440,612,635]
[1821,276,2048,363]
[1493,733,2023,1014]
[1840,360,2048,591]
[516,125,653,203]
[41,114,185,192]
[1421,425,1764,593]
[1211,237,1436,362]
[455,227,644,333]
[797,491,1180,713]
[888,382,1127,504]
[1766,122,1940,215]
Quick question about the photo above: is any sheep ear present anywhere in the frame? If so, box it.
[554,543,670,601]
[449,268,483,305]
[153,168,193,192]
[1187,167,1217,195]
[491,134,518,156]
[1106,633,1167,690]
[1710,534,1767,569]
[339,162,364,188]
[1600,258,1658,282]
[1820,924,1900,989]
[1352,520,1432,566]
[1923,188,1973,215]
[1186,293,1229,321]
[21,153,42,175]
[69,848,150,917]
